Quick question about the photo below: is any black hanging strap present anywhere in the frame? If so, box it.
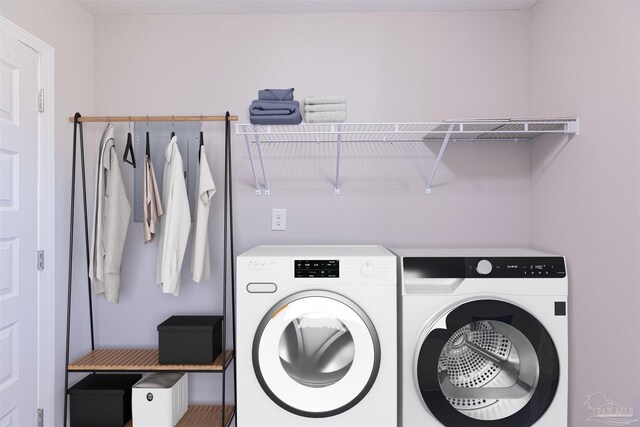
[146,131,151,157]
[123,132,136,167]
[198,131,204,162]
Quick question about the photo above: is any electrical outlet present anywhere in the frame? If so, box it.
[272,208,286,231]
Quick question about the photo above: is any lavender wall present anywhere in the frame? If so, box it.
[12,4,638,425]
[91,10,533,405]
[530,1,640,424]
[0,2,94,426]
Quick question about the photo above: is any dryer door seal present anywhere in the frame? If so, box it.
[416,299,560,427]
[253,290,381,418]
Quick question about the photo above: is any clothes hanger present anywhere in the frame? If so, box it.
[171,115,175,139]
[123,116,136,167]
[198,115,204,163]
[145,115,151,158]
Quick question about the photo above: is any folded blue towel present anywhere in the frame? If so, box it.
[251,108,297,116]
[249,99,302,124]
[251,99,299,111]
[250,111,302,125]
[250,100,300,116]
[258,88,294,101]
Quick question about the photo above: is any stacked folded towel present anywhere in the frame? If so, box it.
[249,88,302,125]
[304,96,347,123]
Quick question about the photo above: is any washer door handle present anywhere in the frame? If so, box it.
[247,282,277,293]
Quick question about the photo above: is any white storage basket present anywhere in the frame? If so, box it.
[132,372,188,427]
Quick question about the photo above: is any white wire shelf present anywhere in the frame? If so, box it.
[236,118,579,195]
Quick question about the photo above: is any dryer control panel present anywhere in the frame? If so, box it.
[404,257,566,279]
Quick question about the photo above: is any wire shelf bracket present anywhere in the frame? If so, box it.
[425,124,454,195]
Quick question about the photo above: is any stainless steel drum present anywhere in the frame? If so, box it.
[279,315,355,388]
[437,320,540,421]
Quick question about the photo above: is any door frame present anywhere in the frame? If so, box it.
[0,15,56,426]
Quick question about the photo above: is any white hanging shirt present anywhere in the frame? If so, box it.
[156,136,191,296]
[89,124,131,303]
[190,145,216,282]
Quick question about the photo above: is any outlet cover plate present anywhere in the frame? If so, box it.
[272,208,286,231]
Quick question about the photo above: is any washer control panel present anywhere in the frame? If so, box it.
[294,260,339,278]
[404,256,566,279]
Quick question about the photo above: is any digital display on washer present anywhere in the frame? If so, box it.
[294,260,339,278]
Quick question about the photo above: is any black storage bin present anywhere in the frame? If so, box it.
[158,315,223,364]
[68,373,141,427]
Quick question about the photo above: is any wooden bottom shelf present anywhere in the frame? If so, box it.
[125,405,234,427]
[68,349,234,372]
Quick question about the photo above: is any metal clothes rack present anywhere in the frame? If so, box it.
[64,112,238,427]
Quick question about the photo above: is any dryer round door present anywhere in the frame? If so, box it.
[253,290,381,418]
[416,299,560,427]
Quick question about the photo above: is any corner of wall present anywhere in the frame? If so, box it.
[526,2,535,249]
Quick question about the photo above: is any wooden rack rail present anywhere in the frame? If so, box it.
[68,115,238,123]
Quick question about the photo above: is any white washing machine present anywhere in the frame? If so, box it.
[393,249,568,427]
[236,245,397,427]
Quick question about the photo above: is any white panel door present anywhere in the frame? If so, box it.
[0,27,40,427]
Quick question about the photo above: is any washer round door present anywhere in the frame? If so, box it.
[416,300,560,427]
[253,290,381,418]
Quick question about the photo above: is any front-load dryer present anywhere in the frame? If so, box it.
[236,245,397,427]
[393,249,568,427]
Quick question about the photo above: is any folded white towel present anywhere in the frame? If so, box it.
[304,96,347,105]
[304,103,346,113]
[305,111,347,123]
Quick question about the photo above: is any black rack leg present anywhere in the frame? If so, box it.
[64,114,93,427]
[226,112,238,424]
[220,112,236,427]
[221,113,229,427]
[221,327,226,427]
[78,121,95,350]
[63,113,81,427]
